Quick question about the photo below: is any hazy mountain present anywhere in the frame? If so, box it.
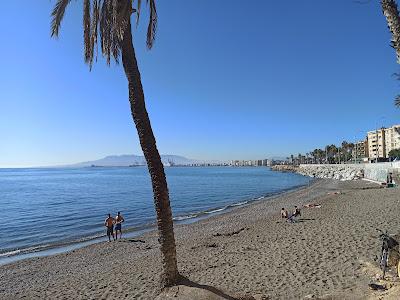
[69,154,200,167]
[269,156,287,161]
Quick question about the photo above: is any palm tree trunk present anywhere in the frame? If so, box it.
[382,0,400,63]
[120,17,179,287]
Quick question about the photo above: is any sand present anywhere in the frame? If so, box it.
[1,179,399,299]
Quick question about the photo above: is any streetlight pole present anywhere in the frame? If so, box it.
[376,117,386,163]
[325,146,328,164]
[376,127,379,163]
[355,141,357,164]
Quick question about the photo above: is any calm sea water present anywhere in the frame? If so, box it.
[0,167,310,259]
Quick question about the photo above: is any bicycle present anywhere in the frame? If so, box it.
[376,229,400,279]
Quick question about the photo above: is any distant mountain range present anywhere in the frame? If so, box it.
[67,154,201,167]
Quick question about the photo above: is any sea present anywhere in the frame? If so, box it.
[0,166,311,265]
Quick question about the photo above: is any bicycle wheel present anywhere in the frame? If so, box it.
[397,259,400,277]
[380,250,389,278]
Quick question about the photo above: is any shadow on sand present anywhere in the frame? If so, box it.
[296,218,315,222]
[178,276,239,299]
[277,218,315,224]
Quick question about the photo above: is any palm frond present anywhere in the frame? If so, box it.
[392,72,400,79]
[395,95,400,107]
[52,0,156,66]
[111,0,120,63]
[100,0,112,64]
[84,0,92,64]
[146,0,157,49]
[90,0,100,68]
[51,0,71,37]
[136,0,142,26]
[382,0,400,63]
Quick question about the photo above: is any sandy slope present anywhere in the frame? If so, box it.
[1,179,399,299]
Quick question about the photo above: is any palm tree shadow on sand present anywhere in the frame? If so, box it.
[156,275,257,300]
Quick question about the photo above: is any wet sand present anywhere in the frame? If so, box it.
[1,179,399,299]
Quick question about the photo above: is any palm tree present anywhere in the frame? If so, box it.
[318,148,325,164]
[341,141,349,162]
[312,149,319,164]
[326,144,338,164]
[331,145,339,164]
[311,149,318,164]
[381,1,400,107]
[51,0,179,286]
[382,0,400,63]
[347,142,355,161]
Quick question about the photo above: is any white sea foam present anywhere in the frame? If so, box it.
[0,249,21,257]
[173,214,198,221]
[229,201,248,207]
[205,207,226,214]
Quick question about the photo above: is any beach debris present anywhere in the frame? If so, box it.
[252,295,269,300]
[361,186,385,190]
[368,283,387,290]
[242,246,257,252]
[237,296,259,300]
[327,191,342,195]
[304,203,321,208]
[127,239,146,243]
[213,227,247,237]
[190,242,219,250]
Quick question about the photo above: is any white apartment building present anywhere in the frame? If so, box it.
[384,125,400,156]
[367,125,400,159]
[367,128,386,159]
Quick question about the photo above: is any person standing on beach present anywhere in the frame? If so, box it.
[281,208,288,219]
[293,206,301,217]
[115,212,125,240]
[387,172,393,184]
[104,214,115,242]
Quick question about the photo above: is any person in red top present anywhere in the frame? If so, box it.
[104,214,115,242]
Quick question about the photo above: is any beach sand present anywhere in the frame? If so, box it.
[1,179,399,299]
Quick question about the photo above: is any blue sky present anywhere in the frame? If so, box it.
[0,1,399,167]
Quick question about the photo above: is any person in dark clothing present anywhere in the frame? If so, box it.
[104,213,115,242]
[293,206,301,217]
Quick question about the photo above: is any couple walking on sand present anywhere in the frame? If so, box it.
[104,212,125,242]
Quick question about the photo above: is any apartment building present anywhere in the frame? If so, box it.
[384,125,400,156]
[352,139,368,159]
[367,128,386,160]
[367,125,400,159]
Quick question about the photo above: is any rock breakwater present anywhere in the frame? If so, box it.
[297,165,364,181]
[270,165,299,172]
[271,164,364,181]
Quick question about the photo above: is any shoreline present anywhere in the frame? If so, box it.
[2,178,398,299]
[0,178,314,266]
